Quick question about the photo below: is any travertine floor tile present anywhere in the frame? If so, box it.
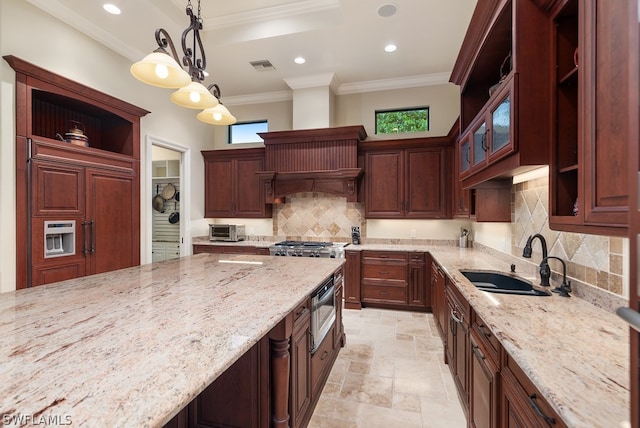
[308,307,466,427]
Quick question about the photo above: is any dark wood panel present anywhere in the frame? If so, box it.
[87,168,137,275]
[344,250,362,309]
[235,156,270,217]
[364,150,404,217]
[583,0,630,226]
[31,160,85,216]
[204,158,234,216]
[290,319,311,428]
[406,148,447,218]
[32,261,86,287]
[190,342,261,428]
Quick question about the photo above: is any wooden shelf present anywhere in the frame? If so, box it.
[558,164,578,173]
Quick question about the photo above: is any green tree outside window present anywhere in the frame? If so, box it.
[375,107,429,134]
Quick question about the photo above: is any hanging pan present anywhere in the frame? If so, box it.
[152,184,165,213]
[162,183,176,200]
[168,202,180,224]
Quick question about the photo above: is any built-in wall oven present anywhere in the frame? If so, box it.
[310,274,336,353]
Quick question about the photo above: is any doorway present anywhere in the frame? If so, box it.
[146,136,191,263]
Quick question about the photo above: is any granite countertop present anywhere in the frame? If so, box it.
[0,254,344,427]
[349,244,630,427]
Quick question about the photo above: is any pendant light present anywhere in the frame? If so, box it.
[130,0,232,123]
[197,84,236,125]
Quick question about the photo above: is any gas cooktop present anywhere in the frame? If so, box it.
[269,241,348,258]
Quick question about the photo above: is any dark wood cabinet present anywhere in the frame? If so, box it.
[361,138,450,219]
[202,148,272,218]
[451,0,552,189]
[549,0,635,236]
[500,352,565,428]
[361,251,409,305]
[344,250,362,309]
[446,281,470,416]
[4,56,147,289]
[470,180,512,223]
[470,311,500,428]
[408,253,429,309]
[290,299,311,428]
[431,260,447,343]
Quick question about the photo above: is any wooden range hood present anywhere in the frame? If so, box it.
[257,125,367,202]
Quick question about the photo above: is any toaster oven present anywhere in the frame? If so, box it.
[209,224,246,242]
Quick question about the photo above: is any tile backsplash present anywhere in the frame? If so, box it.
[513,175,625,296]
[273,193,364,241]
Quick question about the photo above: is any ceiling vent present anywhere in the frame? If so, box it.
[250,60,276,71]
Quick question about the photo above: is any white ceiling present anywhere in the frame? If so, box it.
[26,0,477,105]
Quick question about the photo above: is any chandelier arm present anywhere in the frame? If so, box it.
[180,3,207,82]
[207,84,221,100]
[154,28,181,63]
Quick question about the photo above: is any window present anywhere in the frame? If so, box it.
[375,107,429,134]
[228,120,268,144]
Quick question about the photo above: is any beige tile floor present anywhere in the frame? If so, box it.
[308,307,467,428]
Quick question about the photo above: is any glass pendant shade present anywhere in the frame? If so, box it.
[130,51,191,89]
[170,81,218,109]
[197,104,237,125]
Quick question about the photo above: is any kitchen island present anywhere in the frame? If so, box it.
[0,253,344,427]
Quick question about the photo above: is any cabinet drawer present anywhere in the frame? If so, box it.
[472,311,500,364]
[502,352,565,427]
[293,298,311,330]
[362,284,407,304]
[362,263,407,281]
[311,326,335,394]
[362,251,408,265]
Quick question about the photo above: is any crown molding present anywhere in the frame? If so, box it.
[224,90,293,106]
[336,72,452,95]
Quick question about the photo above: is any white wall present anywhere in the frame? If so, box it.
[0,0,214,292]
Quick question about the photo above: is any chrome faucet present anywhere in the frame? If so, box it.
[541,256,572,297]
[522,234,551,287]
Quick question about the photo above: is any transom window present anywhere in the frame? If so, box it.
[375,107,429,134]
[228,120,268,144]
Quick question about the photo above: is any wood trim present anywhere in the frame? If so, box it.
[3,55,150,118]
[259,125,367,144]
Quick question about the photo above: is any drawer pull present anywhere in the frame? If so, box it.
[379,271,389,275]
[379,255,389,258]
[527,394,556,425]
[379,291,389,296]
[321,350,329,360]
[295,307,309,318]
[472,344,485,360]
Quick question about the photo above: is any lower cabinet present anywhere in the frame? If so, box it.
[501,352,565,428]
[290,299,312,428]
[344,250,362,309]
[469,315,500,428]
[446,281,470,416]
[434,265,565,427]
[359,250,430,311]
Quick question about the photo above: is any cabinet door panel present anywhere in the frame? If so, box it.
[204,159,234,216]
[31,160,85,216]
[365,151,403,217]
[472,122,487,167]
[406,149,446,218]
[583,0,630,226]
[490,94,512,154]
[32,261,86,287]
[87,169,136,275]
[291,323,311,428]
[236,157,267,217]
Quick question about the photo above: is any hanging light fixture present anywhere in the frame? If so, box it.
[197,84,237,125]
[131,0,235,122]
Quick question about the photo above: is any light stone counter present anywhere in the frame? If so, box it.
[0,254,344,427]
[349,244,630,427]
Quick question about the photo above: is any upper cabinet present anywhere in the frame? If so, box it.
[548,0,635,235]
[202,148,272,219]
[451,0,552,189]
[360,138,451,219]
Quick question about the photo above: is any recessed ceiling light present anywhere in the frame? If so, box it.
[377,3,398,18]
[384,44,397,53]
[294,56,306,65]
[103,4,121,15]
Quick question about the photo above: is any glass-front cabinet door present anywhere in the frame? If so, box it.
[460,138,470,175]
[491,93,511,154]
[472,121,487,167]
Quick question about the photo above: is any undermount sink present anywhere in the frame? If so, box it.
[459,270,551,297]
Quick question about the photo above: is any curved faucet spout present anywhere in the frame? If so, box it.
[523,234,550,286]
[541,256,572,297]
